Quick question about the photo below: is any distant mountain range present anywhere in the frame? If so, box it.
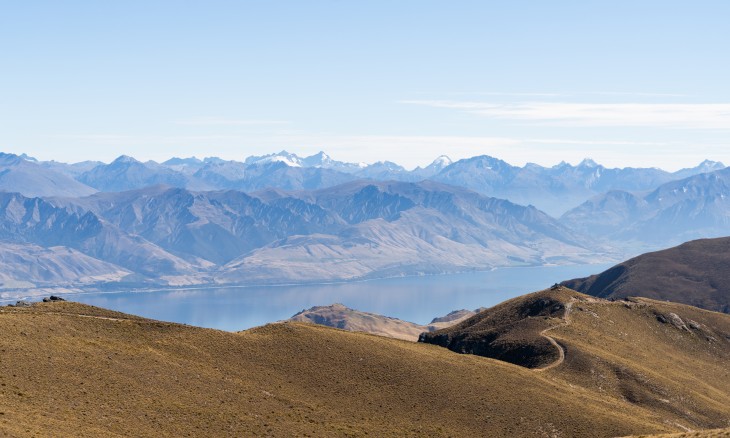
[1,150,729,297]
[15,150,721,216]
[560,167,730,247]
[0,153,97,198]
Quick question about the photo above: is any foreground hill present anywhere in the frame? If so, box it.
[421,287,730,432]
[288,303,480,341]
[635,429,730,438]
[562,237,730,313]
[2,292,729,437]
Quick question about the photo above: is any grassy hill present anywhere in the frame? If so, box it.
[561,237,730,313]
[1,291,728,437]
[636,429,730,438]
[421,287,730,434]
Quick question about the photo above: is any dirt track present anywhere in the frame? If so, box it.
[535,298,574,372]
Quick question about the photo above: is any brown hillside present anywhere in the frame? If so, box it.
[631,429,730,438]
[0,295,728,437]
[561,237,730,313]
[421,287,730,432]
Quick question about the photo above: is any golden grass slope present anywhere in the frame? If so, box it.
[631,429,730,438]
[422,287,730,434]
[0,290,728,437]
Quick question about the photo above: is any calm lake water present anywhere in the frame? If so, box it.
[57,264,610,332]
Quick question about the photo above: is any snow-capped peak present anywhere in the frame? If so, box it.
[578,158,599,168]
[112,155,140,165]
[302,151,333,167]
[257,155,302,167]
[698,159,725,170]
[18,153,38,162]
[369,161,404,171]
[430,155,453,168]
[245,150,303,167]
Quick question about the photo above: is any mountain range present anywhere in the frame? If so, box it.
[2,150,730,296]
[0,180,605,296]
[21,150,724,216]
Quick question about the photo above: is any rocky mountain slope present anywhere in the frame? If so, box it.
[0,180,606,296]
[74,180,606,279]
[76,185,343,265]
[1,294,727,436]
[217,180,603,284]
[0,191,209,292]
[0,243,129,291]
[561,237,730,313]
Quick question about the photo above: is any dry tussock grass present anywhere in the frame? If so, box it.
[0,290,728,437]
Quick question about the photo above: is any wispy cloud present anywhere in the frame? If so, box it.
[401,100,730,129]
[413,91,688,98]
[416,92,563,98]
[174,117,289,126]
[580,91,689,98]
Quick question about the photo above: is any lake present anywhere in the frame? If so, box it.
[59,264,610,331]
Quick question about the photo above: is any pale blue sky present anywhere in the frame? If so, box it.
[1,1,729,169]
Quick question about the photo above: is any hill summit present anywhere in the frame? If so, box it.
[562,237,730,313]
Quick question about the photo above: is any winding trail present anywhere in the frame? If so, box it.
[56,312,135,322]
[1,309,140,323]
[535,298,575,372]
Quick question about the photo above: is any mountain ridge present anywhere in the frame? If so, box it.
[10,150,724,216]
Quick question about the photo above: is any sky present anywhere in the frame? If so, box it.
[1,0,729,170]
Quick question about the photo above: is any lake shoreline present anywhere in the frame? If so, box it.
[0,262,614,304]
[6,263,612,332]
